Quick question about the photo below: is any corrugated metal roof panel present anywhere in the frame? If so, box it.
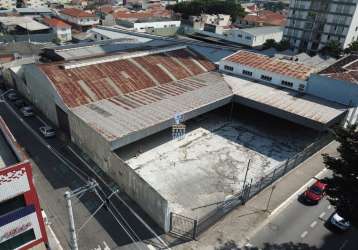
[39,47,215,108]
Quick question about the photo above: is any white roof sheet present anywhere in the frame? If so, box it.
[0,16,49,31]
[224,74,346,125]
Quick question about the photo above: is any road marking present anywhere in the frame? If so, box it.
[339,240,348,250]
[300,231,308,238]
[319,212,326,219]
[328,205,332,210]
[310,221,317,228]
[270,168,329,217]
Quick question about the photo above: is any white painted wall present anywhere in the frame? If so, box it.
[198,28,283,47]
[133,20,181,32]
[60,13,99,26]
[344,5,358,48]
[219,59,307,92]
[54,27,72,42]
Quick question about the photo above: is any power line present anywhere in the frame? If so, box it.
[93,188,144,250]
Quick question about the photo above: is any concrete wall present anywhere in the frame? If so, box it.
[21,64,66,126]
[108,153,170,231]
[69,111,170,230]
[307,74,358,106]
[219,60,307,92]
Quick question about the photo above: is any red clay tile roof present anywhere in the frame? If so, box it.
[39,48,215,108]
[43,17,71,28]
[0,54,15,63]
[225,51,313,80]
[113,7,171,21]
[319,55,358,84]
[61,8,95,18]
[243,10,286,26]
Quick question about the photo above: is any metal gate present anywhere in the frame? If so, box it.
[169,212,197,240]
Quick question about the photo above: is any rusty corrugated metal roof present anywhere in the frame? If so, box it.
[319,54,358,84]
[39,47,216,108]
[224,50,314,81]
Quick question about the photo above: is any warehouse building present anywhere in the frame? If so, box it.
[9,45,348,231]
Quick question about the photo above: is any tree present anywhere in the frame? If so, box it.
[167,0,245,22]
[344,40,358,53]
[262,39,276,50]
[274,39,290,51]
[321,40,342,58]
[322,125,358,228]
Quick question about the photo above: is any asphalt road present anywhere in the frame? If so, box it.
[0,92,166,249]
[248,184,358,250]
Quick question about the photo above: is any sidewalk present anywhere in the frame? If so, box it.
[173,141,338,250]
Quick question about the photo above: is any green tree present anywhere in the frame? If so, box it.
[168,0,245,22]
[321,40,342,58]
[262,39,276,50]
[322,125,358,228]
[274,39,290,51]
[345,40,358,53]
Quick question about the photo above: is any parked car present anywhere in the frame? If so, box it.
[21,106,34,117]
[7,92,20,101]
[300,179,327,204]
[14,99,26,108]
[330,212,351,231]
[39,126,56,138]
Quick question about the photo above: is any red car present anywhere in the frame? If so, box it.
[301,179,327,204]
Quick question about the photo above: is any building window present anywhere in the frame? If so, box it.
[281,80,293,87]
[245,36,251,40]
[0,194,26,217]
[224,65,234,71]
[238,34,242,38]
[0,229,36,249]
[242,70,252,76]
[261,75,272,81]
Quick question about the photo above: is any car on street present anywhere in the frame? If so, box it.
[7,92,20,101]
[21,106,34,117]
[330,212,351,231]
[39,126,56,138]
[300,179,327,204]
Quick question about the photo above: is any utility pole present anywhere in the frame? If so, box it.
[64,179,98,250]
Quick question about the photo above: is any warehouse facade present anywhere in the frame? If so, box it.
[9,45,348,231]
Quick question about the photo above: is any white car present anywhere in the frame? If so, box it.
[39,126,56,138]
[330,212,351,231]
[21,106,34,117]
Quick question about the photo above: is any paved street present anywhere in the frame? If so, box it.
[0,95,165,249]
[248,173,358,250]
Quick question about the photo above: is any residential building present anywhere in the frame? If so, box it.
[14,7,52,16]
[198,26,284,47]
[219,50,315,92]
[43,17,72,42]
[0,117,48,250]
[59,8,99,30]
[0,0,16,10]
[21,0,47,8]
[189,14,231,30]
[284,0,358,53]
[236,10,287,28]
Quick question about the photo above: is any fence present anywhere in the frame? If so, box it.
[169,212,198,240]
[170,132,334,239]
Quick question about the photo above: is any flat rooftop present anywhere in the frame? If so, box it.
[0,16,50,31]
[119,108,317,218]
[223,50,315,80]
[224,75,346,129]
[240,26,283,36]
[0,117,20,169]
[319,54,358,84]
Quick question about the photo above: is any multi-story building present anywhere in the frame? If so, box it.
[43,17,72,43]
[0,0,16,9]
[21,0,47,8]
[284,0,358,53]
[0,117,48,250]
[59,8,99,31]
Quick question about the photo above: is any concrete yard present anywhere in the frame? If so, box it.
[118,106,318,219]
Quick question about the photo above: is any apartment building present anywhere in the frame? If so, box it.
[284,0,358,53]
[0,0,16,9]
[21,0,47,8]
